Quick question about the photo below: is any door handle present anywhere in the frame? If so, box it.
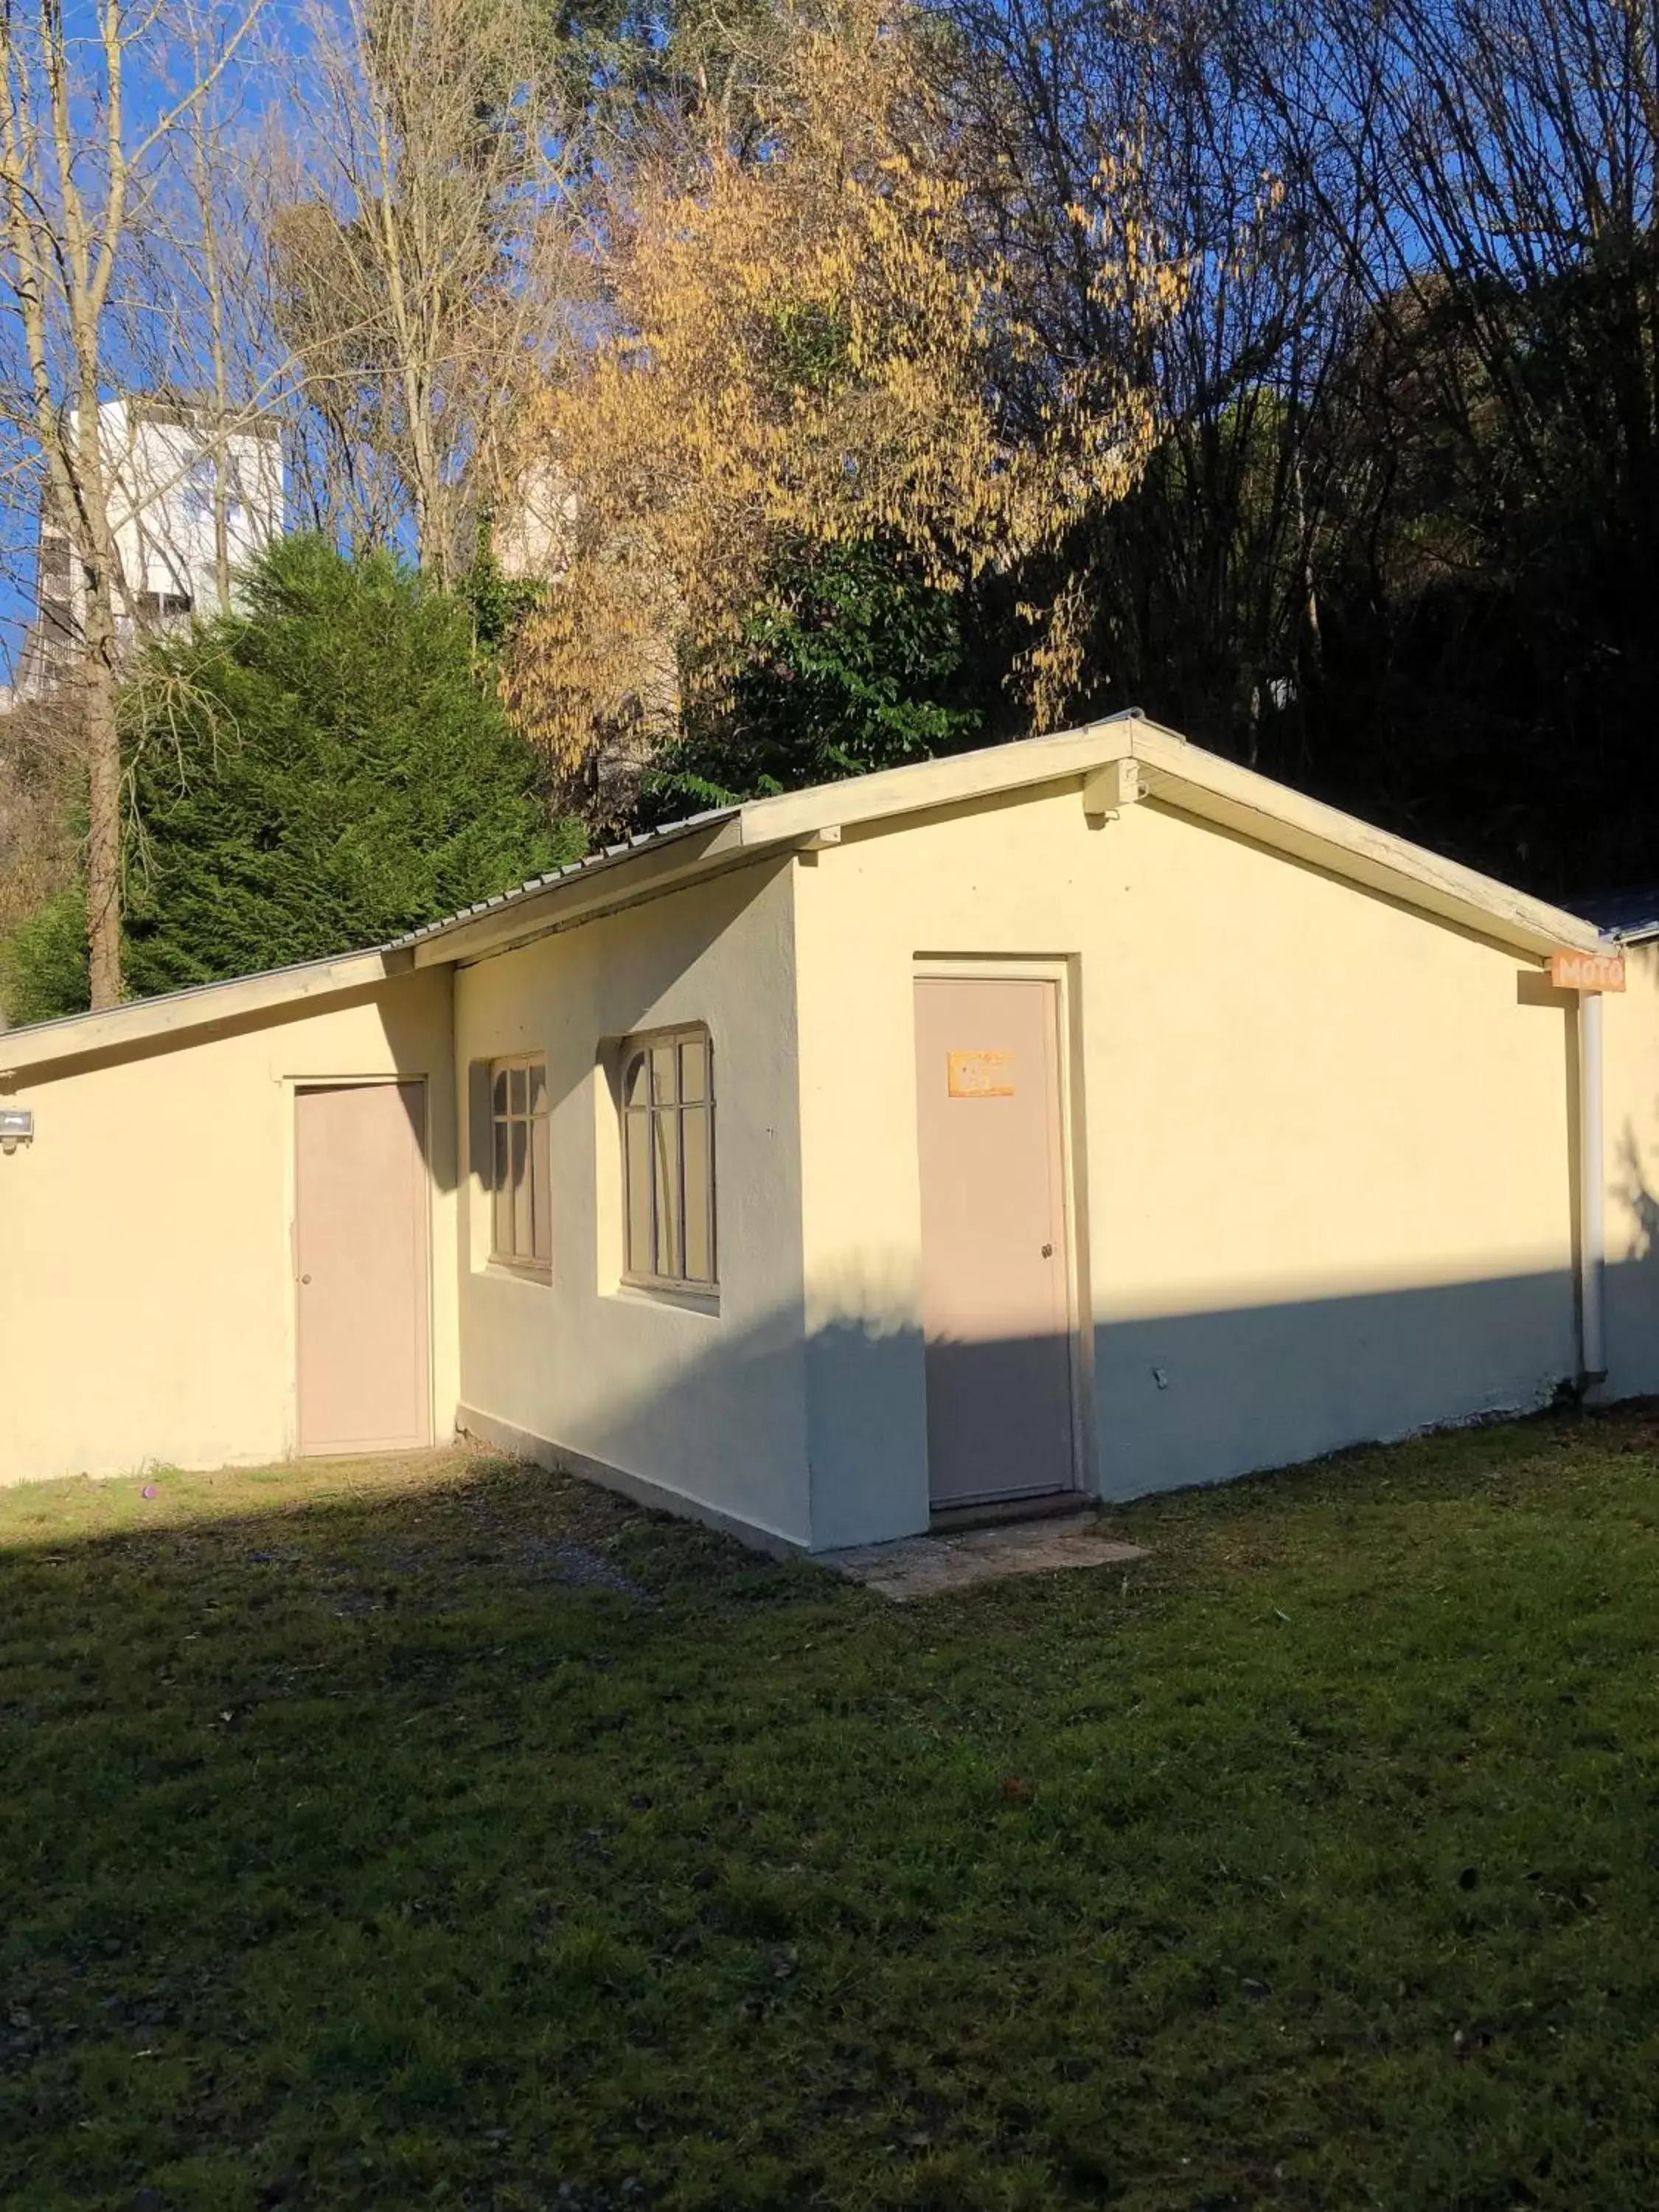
[1040,1243,1053,1258]
[300,1273,312,1284]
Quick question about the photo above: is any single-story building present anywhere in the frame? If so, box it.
[4,712,1658,1552]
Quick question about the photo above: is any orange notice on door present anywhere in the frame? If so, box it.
[1550,950,1626,992]
[947,1048,1015,1098]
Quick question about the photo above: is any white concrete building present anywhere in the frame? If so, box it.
[15,395,283,698]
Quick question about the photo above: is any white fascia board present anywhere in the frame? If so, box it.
[1127,724,1603,959]
[733,717,1144,846]
[0,947,400,1079]
[734,711,1599,959]
[2,712,1598,1077]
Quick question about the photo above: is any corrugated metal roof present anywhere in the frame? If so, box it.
[1569,885,1659,942]
[0,801,746,1064]
[386,804,740,950]
[0,801,752,1065]
[1,714,1613,1074]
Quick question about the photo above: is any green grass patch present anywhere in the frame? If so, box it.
[3,1412,1658,2209]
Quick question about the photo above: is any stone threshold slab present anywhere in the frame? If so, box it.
[820,1513,1147,1601]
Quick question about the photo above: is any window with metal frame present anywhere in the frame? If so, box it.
[490,1054,551,1271]
[620,1028,716,1290]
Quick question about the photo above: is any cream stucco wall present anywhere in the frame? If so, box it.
[1599,941,1659,1397]
[4,757,1640,1548]
[450,857,812,1550]
[793,780,1587,1543]
[0,970,458,1486]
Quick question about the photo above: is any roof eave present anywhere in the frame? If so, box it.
[1125,725,1604,959]
[0,710,1606,1079]
[0,945,402,1082]
[403,810,761,968]
[731,713,1602,960]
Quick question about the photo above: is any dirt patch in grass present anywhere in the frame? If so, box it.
[3,1411,1658,2209]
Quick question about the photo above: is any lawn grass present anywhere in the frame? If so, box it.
[2,1411,1658,2211]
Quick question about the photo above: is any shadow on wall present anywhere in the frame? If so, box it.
[473,1245,1659,1554]
[1613,1116,1659,1266]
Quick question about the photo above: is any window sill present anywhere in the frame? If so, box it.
[611,1279,721,1318]
[483,1259,552,1287]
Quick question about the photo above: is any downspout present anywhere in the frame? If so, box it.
[1578,988,1607,1393]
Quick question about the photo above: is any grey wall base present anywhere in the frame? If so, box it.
[455,1404,807,1562]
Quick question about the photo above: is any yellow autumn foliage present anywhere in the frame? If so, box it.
[504,0,1186,797]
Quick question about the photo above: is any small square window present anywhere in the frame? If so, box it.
[620,1027,716,1292]
[488,1053,550,1273]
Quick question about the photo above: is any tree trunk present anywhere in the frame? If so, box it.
[82,574,122,1009]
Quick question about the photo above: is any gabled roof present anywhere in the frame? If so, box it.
[0,711,1606,1077]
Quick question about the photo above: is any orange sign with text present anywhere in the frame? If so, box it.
[947,1048,1016,1098]
[1550,950,1626,993]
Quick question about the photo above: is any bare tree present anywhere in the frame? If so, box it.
[1221,0,1659,878]
[160,10,285,613]
[0,0,262,1005]
[942,0,1363,754]
[271,0,584,581]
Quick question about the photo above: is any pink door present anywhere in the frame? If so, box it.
[294,1082,431,1455]
[914,977,1075,1509]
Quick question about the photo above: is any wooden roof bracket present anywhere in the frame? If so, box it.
[1082,757,1144,824]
